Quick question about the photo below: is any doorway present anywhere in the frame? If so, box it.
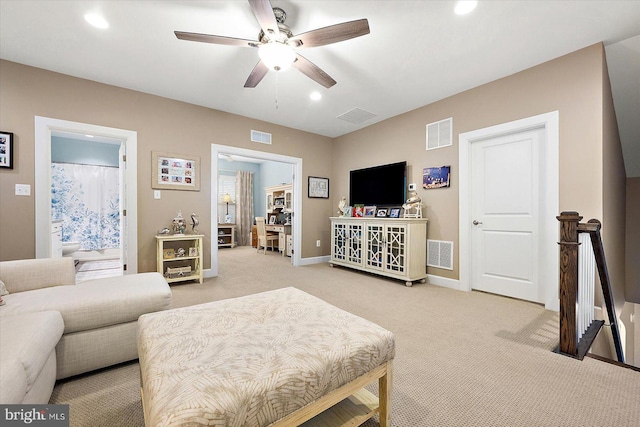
[34,117,138,274]
[211,144,303,277]
[459,111,559,311]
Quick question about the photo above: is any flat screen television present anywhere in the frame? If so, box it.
[349,161,407,206]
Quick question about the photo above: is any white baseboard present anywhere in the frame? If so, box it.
[427,274,464,291]
[298,255,331,266]
[203,268,214,278]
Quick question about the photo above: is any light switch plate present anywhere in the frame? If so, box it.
[15,184,31,196]
[154,190,161,199]
[408,183,416,191]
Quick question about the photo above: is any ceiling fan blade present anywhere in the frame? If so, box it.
[293,19,370,48]
[248,0,279,38]
[244,61,269,88]
[292,54,337,88]
[175,31,259,47]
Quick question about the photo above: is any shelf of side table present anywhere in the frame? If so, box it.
[156,234,204,284]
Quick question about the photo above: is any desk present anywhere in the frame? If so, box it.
[266,224,291,257]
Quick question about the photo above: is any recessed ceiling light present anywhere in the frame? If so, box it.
[84,13,109,29]
[454,1,477,15]
[84,134,94,138]
[310,92,322,101]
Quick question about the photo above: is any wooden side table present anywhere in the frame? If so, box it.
[156,234,204,284]
[217,224,235,248]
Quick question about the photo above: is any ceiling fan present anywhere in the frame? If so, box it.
[174,0,370,89]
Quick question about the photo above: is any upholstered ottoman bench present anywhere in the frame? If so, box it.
[137,287,394,427]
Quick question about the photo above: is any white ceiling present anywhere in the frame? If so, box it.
[1,1,639,175]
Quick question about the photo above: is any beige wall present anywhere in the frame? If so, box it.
[334,44,607,281]
[626,177,640,303]
[0,60,334,270]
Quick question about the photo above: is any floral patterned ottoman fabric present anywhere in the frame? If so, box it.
[138,287,395,427]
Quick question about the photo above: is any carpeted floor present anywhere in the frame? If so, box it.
[50,246,640,426]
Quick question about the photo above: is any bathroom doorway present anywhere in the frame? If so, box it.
[34,117,138,274]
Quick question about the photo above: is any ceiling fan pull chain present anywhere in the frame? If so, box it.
[275,71,279,110]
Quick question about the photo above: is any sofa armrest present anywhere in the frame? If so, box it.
[0,258,76,294]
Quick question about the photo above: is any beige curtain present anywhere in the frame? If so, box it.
[235,171,254,246]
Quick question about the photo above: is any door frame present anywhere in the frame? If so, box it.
[210,144,303,277]
[459,111,559,311]
[34,116,138,273]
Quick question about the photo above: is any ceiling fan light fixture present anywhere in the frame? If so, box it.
[259,42,296,71]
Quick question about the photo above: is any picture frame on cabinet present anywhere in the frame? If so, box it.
[364,206,376,217]
[376,208,388,218]
[163,248,175,259]
[0,131,14,169]
[353,205,364,218]
[389,208,401,218]
[188,247,198,257]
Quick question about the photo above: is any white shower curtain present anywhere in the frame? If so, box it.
[51,163,120,251]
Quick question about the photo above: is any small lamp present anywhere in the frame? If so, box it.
[223,193,232,215]
[223,193,233,223]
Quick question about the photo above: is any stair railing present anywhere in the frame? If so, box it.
[556,211,624,362]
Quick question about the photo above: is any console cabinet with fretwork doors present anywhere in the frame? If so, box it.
[330,217,428,286]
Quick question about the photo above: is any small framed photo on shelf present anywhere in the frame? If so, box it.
[269,214,277,224]
[376,208,388,218]
[0,131,14,169]
[163,248,175,259]
[364,206,376,217]
[188,247,198,257]
[353,205,364,218]
[389,208,401,218]
[308,176,329,198]
[344,206,353,217]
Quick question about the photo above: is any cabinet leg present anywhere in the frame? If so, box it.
[405,281,413,287]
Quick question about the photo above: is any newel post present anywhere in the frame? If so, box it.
[557,211,582,356]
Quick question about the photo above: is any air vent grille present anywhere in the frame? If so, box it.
[426,117,453,150]
[427,239,454,270]
[337,108,377,124]
[251,130,272,144]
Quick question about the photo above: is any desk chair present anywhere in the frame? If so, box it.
[256,217,278,254]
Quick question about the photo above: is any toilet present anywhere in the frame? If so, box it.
[61,241,81,257]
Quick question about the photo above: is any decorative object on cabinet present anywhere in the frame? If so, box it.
[330,217,428,287]
[172,211,187,234]
[158,227,171,235]
[389,208,401,218]
[268,215,277,225]
[176,247,186,257]
[308,176,329,198]
[353,205,364,218]
[156,234,203,284]
[188,247,198,257]
[217,224,235,248]
[151,151,200,191]
[190,212,200,233]
[338,197,348,216]
[402,191,423,218]
[376,208,388,217]
[364,206,376,217]
[0,131,14,169]
[422,165,451,189]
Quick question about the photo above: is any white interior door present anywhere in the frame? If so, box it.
[470,128,544,303]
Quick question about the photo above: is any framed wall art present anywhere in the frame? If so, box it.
[152,151,200,191]
[308,176,329,198]
[423,165,451,189]
[0,131,14,169]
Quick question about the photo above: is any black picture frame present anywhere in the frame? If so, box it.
[308,176,329,198]
[0,131,14,169]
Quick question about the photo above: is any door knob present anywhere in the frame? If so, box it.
[473,220,483,225]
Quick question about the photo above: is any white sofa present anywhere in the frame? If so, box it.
[0,257,172,404]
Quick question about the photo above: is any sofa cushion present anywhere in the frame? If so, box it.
[0,359,27,404]
[0,311,64,393]
[0,273,171,334]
